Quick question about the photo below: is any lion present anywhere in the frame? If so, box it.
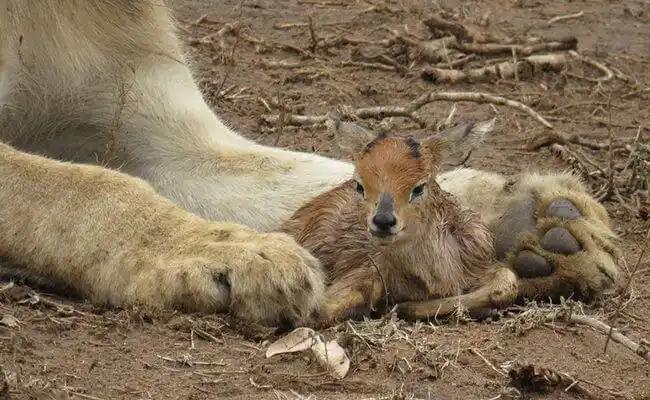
[0,1,620,327]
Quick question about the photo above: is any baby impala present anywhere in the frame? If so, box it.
[281,118,518,324]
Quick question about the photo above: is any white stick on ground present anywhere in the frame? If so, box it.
[548,311,649,363]
[547,11,585,26]
[262,91,552,129]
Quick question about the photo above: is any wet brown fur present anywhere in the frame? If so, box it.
[282,135,517,323]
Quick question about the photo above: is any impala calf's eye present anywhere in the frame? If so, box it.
[355,181,365,196]
[410,183,426,202]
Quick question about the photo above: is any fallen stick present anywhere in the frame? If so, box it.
[422,15,470,42]
[433,54,476,69]
[454,37,577,57]
[257,59,305,69]
[394,35,458,64]
[569,50,614,82]
[549,144,591,177]
[422,53,568,84]
[262,91,552,129]
[339,60,396,71]
[547,11,585,26]
[273,20,351,30]
[399,35,576,64]
[545,116,644,130]
[158,355,227,367]
[418,92,552,128]
[319,35,393,50]
[470,348,506,376]
[350,48,405,73]
[261,114,327,126]
[64,389,106,400]
[528,131,627,151]
[548,310,649,363]
[605,231,650,352]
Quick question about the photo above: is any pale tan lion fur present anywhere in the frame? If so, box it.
[0,141,325,325]
[0,1,617,324]
[0,0,341,325]
[0,0,353,230]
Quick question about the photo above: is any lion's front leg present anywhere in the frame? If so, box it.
[0,143,324,326]
[439,169,621,302]
[492,173,621,301]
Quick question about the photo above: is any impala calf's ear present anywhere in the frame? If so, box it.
[326,111,379,158]
[422,118,496,163]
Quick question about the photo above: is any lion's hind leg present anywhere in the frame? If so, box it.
[493,173,620,302]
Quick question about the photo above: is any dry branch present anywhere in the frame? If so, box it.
[339,60,396,71]
[422,53,568,84]
[397,33,576,66]
[530,308,650,363]
[319,35,393,50]
[605,231,650,352]
[549,144,591,177]
[455,36,577,57]
[351,48,405,73]
[273,20,351,30]
[257,59,305,69]
[569,50,614,82]
[394,35,458,64]
[422,15,470,42]
[528,131,627,151]
[158,355,227,367]
[433,54,476,69]
[567,313,649,362]
[262,91,552,129]
[547,11,585,26]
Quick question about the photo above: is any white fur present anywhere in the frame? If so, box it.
[0,1,353,231]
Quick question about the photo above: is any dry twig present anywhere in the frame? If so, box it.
[257,59,305,69]
[470,348,505,376]
[422,15,470,42]
[527,131,626,151]
[422,53,568,84]
[548,144,591,177]
[547,11,585,26]
[262,91,552,129]
[604,231,650,354]
[158,355,227,367]
[569,50,614,82]
[455,36,577,57]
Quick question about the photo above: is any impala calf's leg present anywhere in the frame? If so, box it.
[396,267,518,320]
[320,271,384,324]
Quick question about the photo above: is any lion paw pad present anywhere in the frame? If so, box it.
[544,198,581,220]
[513,250,553,278]
[540,227,581,255]
[495,192,618,301]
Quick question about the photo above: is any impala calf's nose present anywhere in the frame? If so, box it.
[371,192,397,233]
[372,213,397,231]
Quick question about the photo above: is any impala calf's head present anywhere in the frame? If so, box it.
[329,115,495,243]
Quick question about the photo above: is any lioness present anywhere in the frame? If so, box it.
[0,1,620,326]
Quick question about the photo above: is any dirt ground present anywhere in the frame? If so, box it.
[1,0,649,399]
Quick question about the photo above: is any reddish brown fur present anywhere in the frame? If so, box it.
[281,135,506,323]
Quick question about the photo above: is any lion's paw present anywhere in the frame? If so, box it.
[493,189,620,302]
[223,232,325,327]
[149,229,324,328]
